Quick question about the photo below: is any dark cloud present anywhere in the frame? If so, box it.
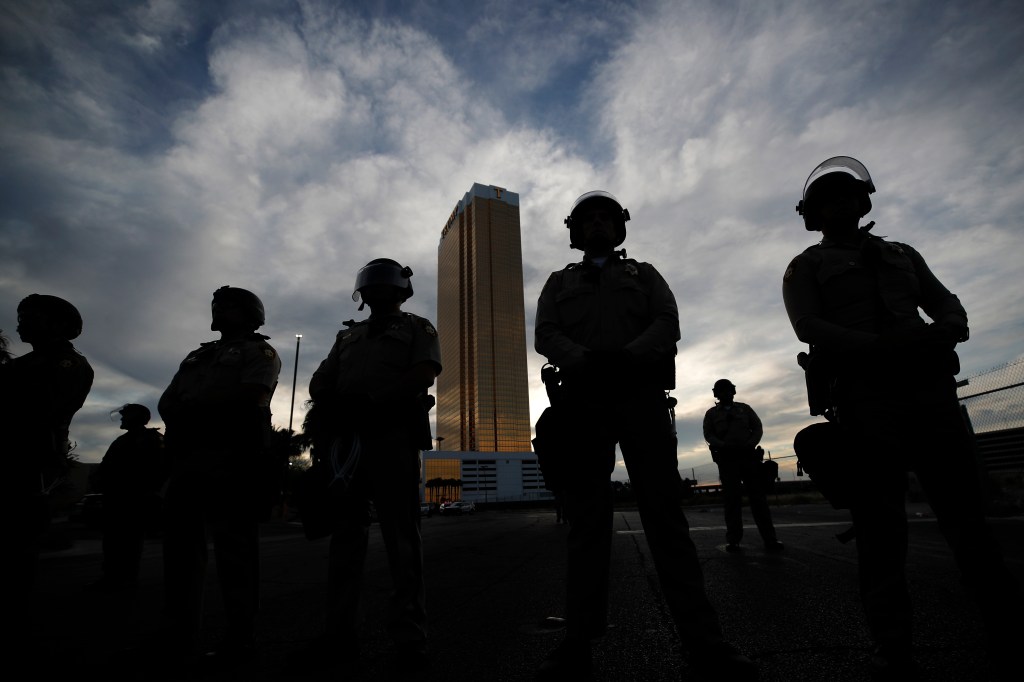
[2,0,1022,481]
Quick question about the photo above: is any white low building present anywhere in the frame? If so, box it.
[421,450,554,504]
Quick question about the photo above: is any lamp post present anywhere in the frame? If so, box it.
[435,435,445,451]
[288,334,302,434]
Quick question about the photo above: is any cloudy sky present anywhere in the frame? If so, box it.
[3,0,1022,484]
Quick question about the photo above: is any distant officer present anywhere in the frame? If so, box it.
[0,328,11,364]
[158,286,281,664]
[703,379,781,552]
[535,192,757,680]
[783,157,1021,679]
[301,259,440,675]
[1,295,93,638]
[88,403,164,591]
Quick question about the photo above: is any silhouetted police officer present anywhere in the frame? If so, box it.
[783,157,1021,679]
[158,286,281,664]
[535,192,757,680]
[0,328,11,364]
[89,403,164,591]
[1,295,93,641]
[302,259,440,675]
[703,379,781,552]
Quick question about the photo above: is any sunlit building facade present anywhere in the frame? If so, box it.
[435,183,532,453]
[421,451,548,504]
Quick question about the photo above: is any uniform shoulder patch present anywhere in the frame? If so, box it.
[418,318,438,336]
[783,256,804,282]
[263,347,276,359]
[398,313,437,336]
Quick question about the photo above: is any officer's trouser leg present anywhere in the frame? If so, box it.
[563,476,614,641]
[163,479,208,653]
[212,514,259,646]
[103,499,146,584]
[372,454,427,647]
[718,461,744,544]
[623,428,724,649]
[12,495,45,650]
[327,508,370,640]
[103,513,130,582]
[913,419,1023,649]
[840,392,915,653]
[850,474,911,652]
[742,462,778,543]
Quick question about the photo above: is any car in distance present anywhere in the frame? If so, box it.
[439,500,476,515]
[69,493,104,528]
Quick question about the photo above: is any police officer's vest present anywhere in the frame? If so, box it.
[555,256,676,389]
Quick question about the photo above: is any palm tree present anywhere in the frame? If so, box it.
[436,477,463,502]
[425,478,442,503]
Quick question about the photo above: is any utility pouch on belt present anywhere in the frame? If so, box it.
[794,422,855,509]
[797,347,834,418]
[532,364,570,492]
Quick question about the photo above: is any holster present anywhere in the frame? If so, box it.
[798,347,836,417]
[533,406,571,492]
[534,364,570,492]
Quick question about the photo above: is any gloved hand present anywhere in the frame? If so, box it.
[931,322,969,345]
[584,349,630,376]
[873,323,961,353]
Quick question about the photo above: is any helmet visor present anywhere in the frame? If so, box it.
[568,191,627,222]
[352,261,413,301]
[801,156,875,202]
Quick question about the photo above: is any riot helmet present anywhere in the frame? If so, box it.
[713,379,736,397]
[352,258,414,303]
[111,403,151,426]
[17,294,83,340]
[564,190,630,250]
[212,286,266,329]
[796,156,875,231]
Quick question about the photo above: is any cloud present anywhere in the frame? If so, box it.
[2,0,1022,483]
[574,0,1024,476]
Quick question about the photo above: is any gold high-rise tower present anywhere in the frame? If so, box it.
[436,183,531,452]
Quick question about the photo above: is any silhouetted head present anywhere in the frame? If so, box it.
[211,286,265,332]
[115,403,151,429]
[17,294,83,343]
[713,379,736,402]
[565,191,630,253]
[352,258,414,308]
[796,156,875,232]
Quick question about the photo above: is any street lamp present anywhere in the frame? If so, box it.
[288,334,302,434]
[435,435,445,451]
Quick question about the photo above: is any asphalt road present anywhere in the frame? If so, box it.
[32,501,1024,681]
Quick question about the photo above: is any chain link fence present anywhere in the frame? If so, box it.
[958,358,1024,508]
[958,357,1024,433]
